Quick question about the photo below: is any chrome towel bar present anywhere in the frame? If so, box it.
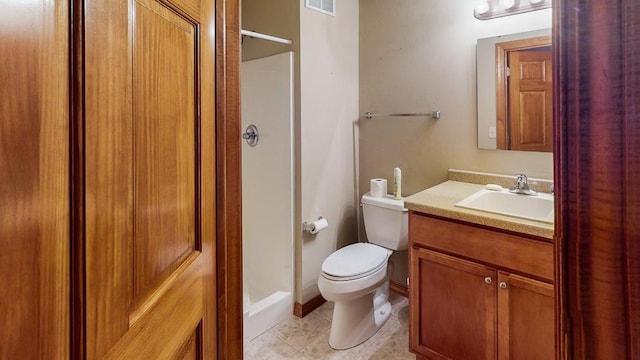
[363,111,441,120]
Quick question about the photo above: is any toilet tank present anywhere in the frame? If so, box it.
[361,193,408,250]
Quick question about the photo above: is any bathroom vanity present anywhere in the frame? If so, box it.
[405,170,555,360]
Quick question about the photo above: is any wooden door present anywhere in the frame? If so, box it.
[410,248,497,360]
[0,1,70,358]
[80,0,217,358]
[497,272,554,360]
[507,50,553,152]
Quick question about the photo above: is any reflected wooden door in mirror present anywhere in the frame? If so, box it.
[496,36,553,152]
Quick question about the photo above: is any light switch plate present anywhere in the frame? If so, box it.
[489,126,496,139]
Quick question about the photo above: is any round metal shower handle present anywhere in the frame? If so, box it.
[242,124,259,147]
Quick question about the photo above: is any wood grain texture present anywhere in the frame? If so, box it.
[555,0,640,358]
[508,50,553,152]
[82,0,217,358]
[103,254,204,359]
[495,35,552,151]
[410,213,554,282]
[497,272,554,360]
[216,0,244,358]
[165,0,201,21]
[409,213,556,358]
[176,331,199,360]
[409,248,496,360]
[0,1,70,358]
[133,0,197,301]
[84,0,134,356]
[2,0,222,358]
[199,0,218,357]
[625,4,640,354]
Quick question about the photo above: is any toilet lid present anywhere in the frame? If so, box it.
[321,243,390,278]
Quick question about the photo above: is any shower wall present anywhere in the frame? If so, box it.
[242,52,294,340]
[242,0,359,307]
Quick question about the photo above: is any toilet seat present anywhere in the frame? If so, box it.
[321,243,391,281]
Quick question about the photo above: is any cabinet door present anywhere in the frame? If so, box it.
[497,272,554,360]
[410,247,497,360]
[82,0,217,358]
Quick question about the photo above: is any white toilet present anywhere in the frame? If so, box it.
[317,193,408,350]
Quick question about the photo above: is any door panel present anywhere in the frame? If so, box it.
[167,0,202,18]
[410,248,496,360]
[103,254,204,359]
[497,272,554,360]
[0,1,70,358]
[133,0,198,300]
[177,332,199,360]
[84,0,216,358]
[508,50,553,152]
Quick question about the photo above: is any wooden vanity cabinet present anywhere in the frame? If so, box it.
[408,212,554,360]
[497,272,554,360]
[411,248,497,359]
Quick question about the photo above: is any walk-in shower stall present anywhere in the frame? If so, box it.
[241,52,295,341]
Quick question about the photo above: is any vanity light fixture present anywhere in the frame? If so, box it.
[474,0,551,20]
[501,0,516,9]
[474,0,491,15]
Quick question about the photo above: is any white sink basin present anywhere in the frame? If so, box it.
[455,189,554,223]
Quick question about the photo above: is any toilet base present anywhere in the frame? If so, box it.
[328,281,391,350]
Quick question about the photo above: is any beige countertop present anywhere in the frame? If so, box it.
[405,180,555,240]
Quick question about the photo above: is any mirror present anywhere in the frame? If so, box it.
[477,28,552,152]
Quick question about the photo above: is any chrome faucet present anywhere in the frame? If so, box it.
[509,174,538,195]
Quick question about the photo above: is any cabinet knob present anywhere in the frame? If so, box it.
[484,277,493,285]
[499,282,508,290]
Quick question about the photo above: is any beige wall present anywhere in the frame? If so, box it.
[242,0,360,304]
[299,1,360,303]
[359,0,553,285]
[242,0,550,304]
[241,0,300,63]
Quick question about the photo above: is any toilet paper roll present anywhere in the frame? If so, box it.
[370,178,388,198]
[309,218,329,234]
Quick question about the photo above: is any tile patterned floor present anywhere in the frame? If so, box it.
[244,293,416,360]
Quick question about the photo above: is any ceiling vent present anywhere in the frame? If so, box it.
[306,0,335,16]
